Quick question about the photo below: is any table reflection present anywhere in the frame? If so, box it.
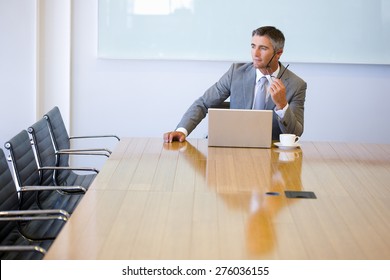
[245,148,303,256]
[163,140,303,257]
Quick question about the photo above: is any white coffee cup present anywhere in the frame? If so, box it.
[279,134,300,146]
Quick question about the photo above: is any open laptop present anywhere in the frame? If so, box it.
[208,108,273,148]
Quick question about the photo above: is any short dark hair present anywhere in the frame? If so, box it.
[252,26,285,52]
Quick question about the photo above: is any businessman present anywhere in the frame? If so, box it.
[164,26,307,142]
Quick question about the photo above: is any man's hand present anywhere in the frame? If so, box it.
[269,78,287,110]
[163,131,186,143]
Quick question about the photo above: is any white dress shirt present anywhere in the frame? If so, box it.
[254,67,289,119]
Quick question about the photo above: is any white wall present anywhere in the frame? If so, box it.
[72,0,390,144]
[1,0,390,150]
[0,0,36,147]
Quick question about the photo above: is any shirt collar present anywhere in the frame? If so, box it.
[256,65,281,83]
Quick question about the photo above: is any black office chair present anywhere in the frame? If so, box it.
[43,106,120,162]
[28,118,98,188]
[0,149,68,260]
[4,130,86,214]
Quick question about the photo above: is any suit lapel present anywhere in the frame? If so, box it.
[243,65,256,109]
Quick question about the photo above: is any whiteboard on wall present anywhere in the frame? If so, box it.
[98,0,390,64]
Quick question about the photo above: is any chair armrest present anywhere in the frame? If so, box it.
[0,245,47,255]
[0,210,69,222]
[0,209,70,219]
[56,149,111,157]
[0,215,68,222]
[39,166,99,174]
[69,134,120,141]
[60,147,112,154]
[20,185,87,194]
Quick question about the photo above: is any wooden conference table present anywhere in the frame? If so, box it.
[45,138,390,260]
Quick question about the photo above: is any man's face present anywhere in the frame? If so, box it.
[251,35,280,71]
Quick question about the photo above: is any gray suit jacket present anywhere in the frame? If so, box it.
[177,62,307,140]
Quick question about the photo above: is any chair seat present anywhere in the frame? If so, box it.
[37,190,82,215]
[0,234,51,260]
[0,219,63,260]
[57,170,96,189]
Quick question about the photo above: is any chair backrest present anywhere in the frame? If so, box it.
[0,148,22,242]
[43,106,70,169]
[0,148,60,260]
[4,130,41,210]
[0,149,19,210]
[43,106,70,150]
[28,118,59,186]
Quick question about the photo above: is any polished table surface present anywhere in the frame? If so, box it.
[45,138,390,259]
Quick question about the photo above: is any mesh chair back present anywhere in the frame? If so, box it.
[43,106,71,169]
[28,118,70,186]
[29,117,96,188]
[0,149,20,240]
[4,131,41,210]
[43,106,70,150]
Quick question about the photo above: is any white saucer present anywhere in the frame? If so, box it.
[274,142,300,150]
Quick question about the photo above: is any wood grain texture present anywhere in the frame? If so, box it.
[45,138,390,259]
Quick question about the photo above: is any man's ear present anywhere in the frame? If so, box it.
[276,50,283,60]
